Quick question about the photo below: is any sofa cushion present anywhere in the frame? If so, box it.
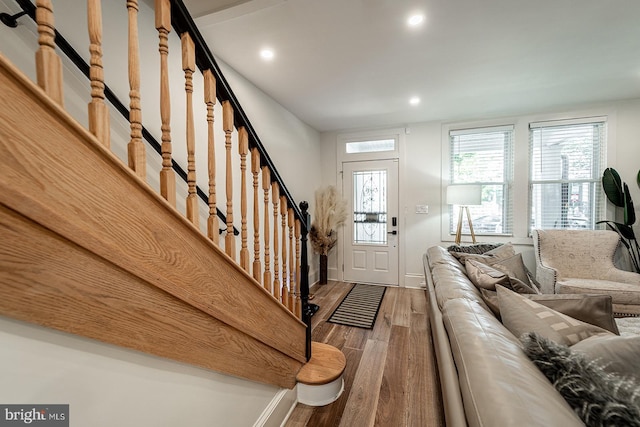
[441,298,584,427]
[571,334,640,380]
[558,278,640,305]
[522,332,640,427]
[497,286,612,346]
[480,290,620,334]
[427,247,488,311]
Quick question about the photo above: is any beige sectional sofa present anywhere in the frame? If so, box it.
[424,246,585,427]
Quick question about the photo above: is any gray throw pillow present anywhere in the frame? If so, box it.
[480,290,620,334]
[571,334,640,380]
[492,253,541,294]
[508,276,538,295]
[465,259,510,290]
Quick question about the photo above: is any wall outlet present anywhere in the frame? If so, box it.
[415,205,429,214]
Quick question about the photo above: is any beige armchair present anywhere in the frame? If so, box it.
[532,229,640,316]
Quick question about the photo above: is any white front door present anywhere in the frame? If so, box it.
[342,159,399,285]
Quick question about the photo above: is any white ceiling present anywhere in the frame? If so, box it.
[185,0,640,132]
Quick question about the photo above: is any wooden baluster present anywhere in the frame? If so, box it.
[222,101,235,259]
[156,0,175,206]
[126,0,146,179]
[181,32,198,227]
[238,127,250,272]
[295,218,302,319]
[204,70,218,244]
[280,195,288,309]
[251,148,262,283]
[87,0,110,147]
[262,167,272,293]
[272,182,280,302]
[35,0,63,105]
[288,207,295,312]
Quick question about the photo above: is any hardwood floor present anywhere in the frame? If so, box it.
[285,281,445,427]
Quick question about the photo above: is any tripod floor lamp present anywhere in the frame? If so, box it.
[447,185,482,245]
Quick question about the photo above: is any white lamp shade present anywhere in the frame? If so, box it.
[447,185,482,206]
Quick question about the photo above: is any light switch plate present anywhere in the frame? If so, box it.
[415,205,429,214]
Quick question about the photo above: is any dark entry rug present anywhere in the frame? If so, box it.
[327,284,386,329]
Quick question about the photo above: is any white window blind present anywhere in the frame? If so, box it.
[529,119,606,233]
[449,125,514,236]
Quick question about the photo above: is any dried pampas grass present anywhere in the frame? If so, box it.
[310,186,348,255]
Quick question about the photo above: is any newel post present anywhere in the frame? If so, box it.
[299,201,312,361]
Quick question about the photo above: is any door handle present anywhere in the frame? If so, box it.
[387,230,397,235]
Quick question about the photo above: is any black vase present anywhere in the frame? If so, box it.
[319,254,328,284]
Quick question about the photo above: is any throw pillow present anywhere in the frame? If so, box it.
[508,276,539,295]
[465,259,510,290]
[450,242,515,265]
[497,285,612,346]
[491,253,541,294]
[521,332,640,427]
[572,334,640,380]
[480,290,620,334]
[446,243,502,254]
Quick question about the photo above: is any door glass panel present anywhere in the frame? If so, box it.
[353,170,387,244]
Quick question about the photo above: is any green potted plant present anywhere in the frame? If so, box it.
[599,167,640,272]
[309,186,348,284]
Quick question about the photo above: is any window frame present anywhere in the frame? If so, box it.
[441,110,616,246]
[528,117,607,234]
[446,124,515,240]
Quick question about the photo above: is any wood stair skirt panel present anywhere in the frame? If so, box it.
[296,342,346,406]
[0,54,305,388]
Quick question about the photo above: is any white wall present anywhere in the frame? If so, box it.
[0,0,320,425]
[0,317,283,427]
[320,99,640,285]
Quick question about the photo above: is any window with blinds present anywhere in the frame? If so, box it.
[529,118,606,233]
[449,125,514,236]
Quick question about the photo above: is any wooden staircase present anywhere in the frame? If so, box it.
[0,0,346,395]
[0,54,306,388]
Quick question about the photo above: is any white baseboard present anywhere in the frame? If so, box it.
[253,387,298,427]
[404,274,426,289]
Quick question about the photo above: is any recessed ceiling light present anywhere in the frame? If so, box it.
[260,48,274,60]
[409,96,421,106]
[407,13,424,27]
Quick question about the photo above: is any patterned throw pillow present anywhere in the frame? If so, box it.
[497,285,612,346]
[480,290,620,334]
[447,243,502,254]
[450,243,515,265]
